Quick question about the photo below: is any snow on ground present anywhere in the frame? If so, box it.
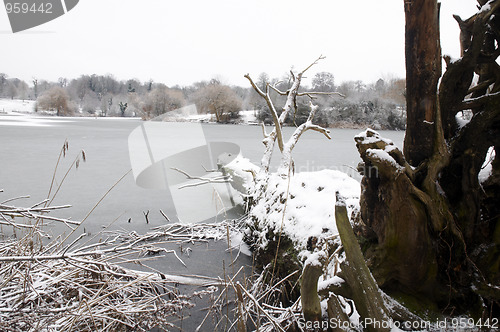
[0,116,55,127]
[0,98,36,114]
[0,98,141,127]
[0,98,52,127]
[0,111,70,128]
[0,99,52,127]
[0,100,258,126]
[238,110,258,124]
[229,232,253,256]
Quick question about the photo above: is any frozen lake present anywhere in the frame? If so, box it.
[0,115,404,232]
[0,115,404,328]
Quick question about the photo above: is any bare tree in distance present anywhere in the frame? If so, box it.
[312,71,335,92]
[146,85,186,117]
[192,82,243,123]
[37,87,74,116]
[118,101,128,117]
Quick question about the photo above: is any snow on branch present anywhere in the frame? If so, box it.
[0,199,78,228]
[268,84,288,96]
[245,56,332,173]
[278,102,331,174]
[460,90,500,110]
[300,54,326,75]
[292,102,331,140]
[297,91,345,100]
[171,167,230,189]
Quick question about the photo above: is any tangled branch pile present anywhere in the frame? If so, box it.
[0,192,239,331]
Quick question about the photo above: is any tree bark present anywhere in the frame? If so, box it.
[355,0,500,317]
[300,261,323,323]
[335,201,391,332]
[326,296,351,332]
[355,130,440,302]
[403,0,441,166]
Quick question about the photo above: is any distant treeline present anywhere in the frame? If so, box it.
[0,71,406,130]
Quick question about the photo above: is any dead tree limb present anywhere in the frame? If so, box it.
[171,167,230,189]
[278,102,331,175]
[245,56,334,174]
[300,258,323,322]
[335,200,391,332]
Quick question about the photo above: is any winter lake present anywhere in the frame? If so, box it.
[0,115,404,328]
[0,114,405,256]
[0,114,404,226]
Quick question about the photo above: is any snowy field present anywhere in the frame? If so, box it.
[0,98,53,127]
[0,99,143,127]
[0,98,36,114]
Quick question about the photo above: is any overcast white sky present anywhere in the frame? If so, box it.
[0,0,479,87]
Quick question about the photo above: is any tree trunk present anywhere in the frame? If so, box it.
[355,130,440,303]
[355,0,500,317]
[403,0,441,166]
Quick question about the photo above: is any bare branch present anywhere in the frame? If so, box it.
[460,90,500,110]
[201,164,219,172]
[0,195,30,204]
[467,77,496,95]
[0,212,35,229]
[237,283,288,332]
[0,204,78,226]
[0,191,248,331]
[299,55,326,75]
[245,56,328,173]
[307,124,332,139]
[291,103,331,142]
[260,123,269,138]
[268,84,287,96]
[244,73,266,98]
[171,167,230,189]
[159,209,171,222]
[243,169,257,182]
[297,91,345,100]
[245,74,284,152]
[273,80,284,89]
[277,102,331,174]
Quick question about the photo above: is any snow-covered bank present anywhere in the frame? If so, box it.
[0,98,36,114]
[0,99,60,127]
[0,100,142,127]
[161,108,259,124]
